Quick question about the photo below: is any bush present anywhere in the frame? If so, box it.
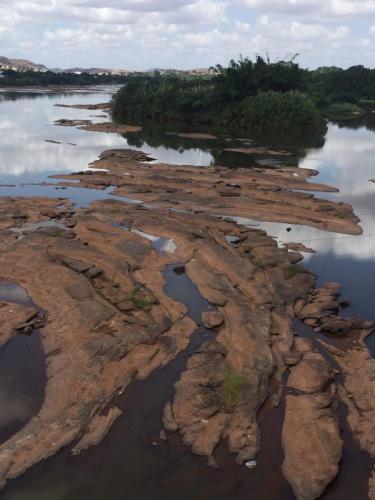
[240,91,322,132]
[220,366,247,411]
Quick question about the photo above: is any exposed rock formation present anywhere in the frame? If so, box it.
[52,148,362,235]
[282,353,342,500]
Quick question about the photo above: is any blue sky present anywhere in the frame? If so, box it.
[1,0,375,70]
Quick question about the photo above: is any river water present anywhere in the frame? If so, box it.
[0,88,374,499]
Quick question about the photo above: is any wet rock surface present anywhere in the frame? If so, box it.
[52,147,362,235]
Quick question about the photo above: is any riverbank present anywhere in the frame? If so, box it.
[0,96,374,500]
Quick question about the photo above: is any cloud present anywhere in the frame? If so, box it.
[1,0,374,69]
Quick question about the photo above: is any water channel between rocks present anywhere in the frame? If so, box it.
[0,282,45,446]
[0,88,375,499]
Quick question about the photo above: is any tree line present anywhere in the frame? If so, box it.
[112,57,375,132]
[0,69,130,87]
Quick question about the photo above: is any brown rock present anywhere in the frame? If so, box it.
[288,352,332,394]
[282,390,342,500]
[201,310,224,329]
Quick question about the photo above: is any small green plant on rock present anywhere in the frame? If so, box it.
[129,286,156,311]
[220,366,247,411]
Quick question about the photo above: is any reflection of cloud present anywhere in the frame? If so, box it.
[229,123,375,263]
[234,218,373,262]
[0,91,214,179]
[301,124,375,198]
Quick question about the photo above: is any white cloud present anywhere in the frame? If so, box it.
[1,0,374,69]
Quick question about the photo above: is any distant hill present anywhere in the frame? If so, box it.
[0,56,48,72]
[0,55,211,76]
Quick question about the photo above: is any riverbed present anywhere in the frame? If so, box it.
[0,87,374,500]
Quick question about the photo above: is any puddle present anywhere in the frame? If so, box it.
[0,282,45,445]
[132,230,177,255]
[111,222,177,255]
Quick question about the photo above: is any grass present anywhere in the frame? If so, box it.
[325,102,365,121]
[358,98,375,109]
[220,366,247,411]
[129,286,156,311]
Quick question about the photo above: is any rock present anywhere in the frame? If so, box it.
[283,242,316,254]
[283,352,302,367]
[294,298,306,315]
[288,251,304,264]
[159,429,167,441]
[173,266,186,275]
[288,352,332,394]
[0,302,40,345]
[339,299,351,309]
[62,257,92,273]
[320,316,352,333]
[65,280,93,300]
[282,352,342,500]
[201,310,224,329]
[282,390,342,500]
[245,460,257,469]
[300,301,339,320]
[163,403,178,432]
[71,407,122,456]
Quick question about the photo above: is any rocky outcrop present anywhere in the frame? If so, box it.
[0,302,41,346]
[52,148,362,235]
[297,282,374,334]
[282,352,342,500]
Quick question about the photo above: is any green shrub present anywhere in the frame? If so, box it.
[129,286,156,311]
[220,366,247,411]
[239,91,322,132]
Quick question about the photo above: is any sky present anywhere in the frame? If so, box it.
[1,0,375,70]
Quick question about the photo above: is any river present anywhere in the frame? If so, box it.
[0,87,374,499]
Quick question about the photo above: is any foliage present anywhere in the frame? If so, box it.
[0,69,130,87]
[129,286,156,311]
[310,65,375,106]
[220,366,247,411]
[358,99,375,109]
[112,56,322,133]
[239,91,322,132]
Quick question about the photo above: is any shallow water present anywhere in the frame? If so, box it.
[0,282,45,445]
[1,89,375,499]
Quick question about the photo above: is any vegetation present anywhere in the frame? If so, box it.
[0,69,130,87]
[325,102,365,121]
[128,286,156,311]
[112,57,375,131]
[240,90,322,131]
[220,366,247,411]
[358,99,375,110]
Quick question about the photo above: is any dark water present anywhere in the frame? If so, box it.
[0,90,375,499]
[0,282,45,445]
